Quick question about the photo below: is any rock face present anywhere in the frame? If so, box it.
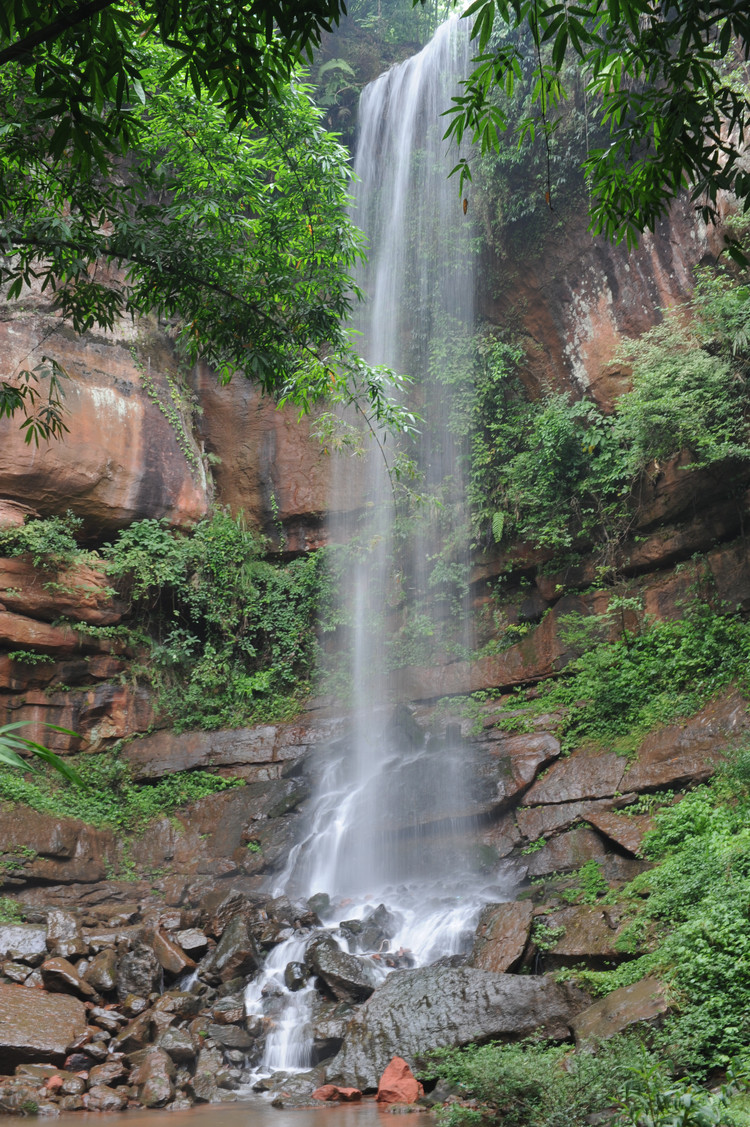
[470,901,534,973]
[0,312,208,534]
[326,967,589,1090]
[571,978,670,1044]
[0,982,86,1069]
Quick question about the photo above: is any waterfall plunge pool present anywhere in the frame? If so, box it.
[0,1097,435,1127]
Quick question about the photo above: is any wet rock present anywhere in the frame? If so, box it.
[111,1008,155,1053]
[189,1045,223,1103]
[210,994,246,1024]
[174,929,209,958]
[130,1047,175,1107]
[0,923,47,963]
[45,909,87,960]
[327,967,589,1090]
[155,1027,197,1065]
[624,691,747,791]
[524,752,626,806]
[151,929,195,976]
[40,957,97,1000]
[202,913,262,983]
[83,1084,128,1111]
[116,943,162,1000]
[313,1084,362,1101]
[121,993,149,1017]
[470,902,534,973]
[83,949,118,993]
[2,960,30,983]
[153,990,201,1018]
[207,1024,253,1050]
[583,809,654,856]
[88,1059,128,1086]
[308,894,331,919]
[538,904,642,966]
[360,904,399,952]
[284,961,309,991]
[571,977,670,1044]
[89,1005,127,1033]
[306,933,380,1003]
[525,828,611,877]
[377,1056,424,1104]
[0,983,87,1069]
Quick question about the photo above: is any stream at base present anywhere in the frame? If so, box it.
[0,1098,426,1127]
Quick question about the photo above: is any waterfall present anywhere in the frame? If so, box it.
[246,18,514,1078]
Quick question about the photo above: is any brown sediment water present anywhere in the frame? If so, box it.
[0,1098,434,1127]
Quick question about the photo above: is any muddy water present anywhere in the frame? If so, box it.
[0,1098,433,1127]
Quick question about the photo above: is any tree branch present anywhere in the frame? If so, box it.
[0,0,118,67]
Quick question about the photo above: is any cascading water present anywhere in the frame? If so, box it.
[246,17,515,1079]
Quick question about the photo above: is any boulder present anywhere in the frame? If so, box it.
[151,929,195,976]
[0,982,86,1069]
[537,905,640,966]
[469,901,534,973]
[83,1084,128,1111]
[130,1047,175,1107]
[376,1056,424,1104]
[584,809,654,856]
[306,933,380,1003]
[40,957,98,999]
[312,1084,362,1102]
[624,690,749,792]
[202,913,262,983]
[516,797,621,843]
[525,828,611,877]
[116,943,162,1000]
[0,923,46,963]
[83,948,119,993]
[46,909,87,959]
[571,977,670,1044]
[327,966,588,1090]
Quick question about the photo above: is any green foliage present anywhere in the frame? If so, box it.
[103,510,332,730]
[0,752,240,833]
[529,594,750,755]
[572,752,750,1074]
[468,274,750,553]
[0,896,22,923]
[0,722,83,786]
[0,16,416,438]
[614,1050,745,1126]
[426,1036,667,1127]
[445,0,750,256]
[0,511,83,569]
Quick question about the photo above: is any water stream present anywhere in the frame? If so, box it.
[245,18,515,1077]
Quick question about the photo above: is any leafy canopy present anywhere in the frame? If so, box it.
[445,0,750,256]
[0,3,417,440]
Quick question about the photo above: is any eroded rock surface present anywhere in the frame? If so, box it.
[327,967,589,1090]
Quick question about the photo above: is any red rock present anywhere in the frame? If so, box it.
[624,689,749,792]
[44,1075,64,1092]
[0,313,208,534]
[524,751,626,806]
[584,809,653,856]
[525,828,611,877]
[151,929,195,976]
[571,977,670,1044]
[376,1056,424,1104]
[312,1085,362,1102]
[0,982,86,1069]
[0,557,123,625]
[470,901,533,973]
